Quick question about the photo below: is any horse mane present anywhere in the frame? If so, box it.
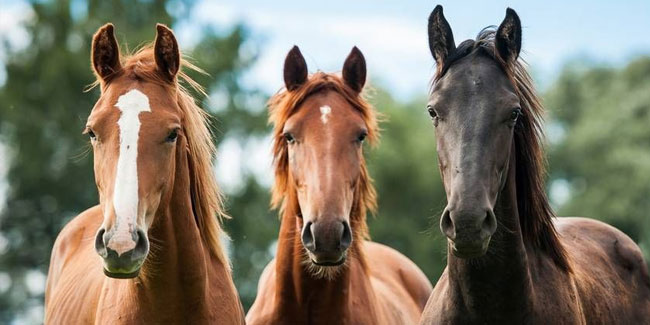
[433,28,571,272]
[100,46,230,266]
[268,72,379,246]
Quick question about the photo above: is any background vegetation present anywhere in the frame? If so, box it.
[0,0,647,323]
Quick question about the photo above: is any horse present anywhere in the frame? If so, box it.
[246,46,433,324]
[420,6,650,324]
[44,24,245,324]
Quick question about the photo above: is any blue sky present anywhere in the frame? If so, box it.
[174,0,650,100]
[3,0,650,98]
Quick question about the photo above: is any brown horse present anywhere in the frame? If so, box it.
[44,24,245,324]
[420,6,650,324]
[246,46,432,324]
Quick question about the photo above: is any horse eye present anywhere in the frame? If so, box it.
[427,105,440,127]
[357,132,368,143]
[166,129,179,142]
[510,108,522,121]
[284,132,295,144]
[85,128,96,141]
[427,105,437,118]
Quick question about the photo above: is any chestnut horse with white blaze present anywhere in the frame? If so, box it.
[246,46,432,324]
[44,24,245,324]
[420,6,650,324]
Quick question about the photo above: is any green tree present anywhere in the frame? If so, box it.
[545,57,650,262]
[0,0,267,321]
[366,87,447,283]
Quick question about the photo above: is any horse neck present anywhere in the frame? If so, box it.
[273,200,376,323]
[446,141,534,318]
[128,139,236,321]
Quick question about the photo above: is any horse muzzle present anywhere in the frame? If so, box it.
[95,227,149,278]
[301,220,352,266]
[441,207,496,258]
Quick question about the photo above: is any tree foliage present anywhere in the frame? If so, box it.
[366,88,447,282]
[546,56,650,262]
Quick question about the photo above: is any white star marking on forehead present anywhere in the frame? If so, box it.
[320,105,332,124]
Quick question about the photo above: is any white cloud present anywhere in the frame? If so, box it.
[217,7,434,99]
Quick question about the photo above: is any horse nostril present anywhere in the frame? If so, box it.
[95,228,107,258]
[440,209,456,240]
[301,221,315,252]
[339,221,352,251]
[482,210,497,236]
[440,209,455,240]
[133,229,149,258]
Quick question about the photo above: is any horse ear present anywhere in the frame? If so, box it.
[428,5,455,67]
[91,23,121,81]
[495,8,522,63]
[342,46,366,93]
[154,24,180,81]
[283,46,308,91]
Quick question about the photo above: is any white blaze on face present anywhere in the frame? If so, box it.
[108,89,151,255]
[320,105,332,124]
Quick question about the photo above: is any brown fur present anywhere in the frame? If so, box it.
[90,36,228,266]
[269,72,379,224]
[247,68,432,324]
[44,24,243,324]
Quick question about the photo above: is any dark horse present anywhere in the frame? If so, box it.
[420,6,650,324]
